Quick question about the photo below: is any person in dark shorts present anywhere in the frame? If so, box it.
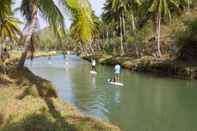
[91,59,96,71]
[114,64,121,82]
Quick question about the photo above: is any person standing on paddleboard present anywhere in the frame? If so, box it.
[91,59,96,71]
[114,64,121,82]
[48,54,52,64]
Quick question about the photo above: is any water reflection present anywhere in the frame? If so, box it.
[91,75,97,88]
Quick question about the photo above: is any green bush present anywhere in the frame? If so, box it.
[177,18,197,45]
[102,37,120,54]
[176,18,197,62]
[25,85,40,97]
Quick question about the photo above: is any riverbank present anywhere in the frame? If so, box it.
[7,50,61,64]
[82,54,197,80]
[0,52,120,130]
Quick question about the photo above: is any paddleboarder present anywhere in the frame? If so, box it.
[91,59,96,71]
[114,63,121,82]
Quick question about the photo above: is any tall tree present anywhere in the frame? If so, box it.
[17,0,66,68]
[69,0,94,44]
[68,0,97,54]
[179,0,192,11]
[148,0,179,57]
[102,0,142,56]
[0,0,21,55]
[102,0,129,55]
[17,0,96,69]
[127,0,142,57]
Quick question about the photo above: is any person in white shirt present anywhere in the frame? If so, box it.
[91,59,96,71]
[114,64,121,82]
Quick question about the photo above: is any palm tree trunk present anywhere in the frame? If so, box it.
[187,0,191,12]
[0,44,2,57]
[79,42,85,55]
[106,29,109,44]
[98,40,101,51]
[156,12,162,57]
[106,30,109,40]
[17,0,38,69]
[122,11,126,37]
[89,42,95,55]
[131,14,139,57]
[120,15,124,56]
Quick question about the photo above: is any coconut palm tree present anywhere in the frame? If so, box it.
[69,0,94,44]
[148,0,179,57]
[127,0,142,57]
[102,0,129,56]
[17,0,96,69]
[0,17,21,42]
[0,0,21,56]
[17,0,66,68]
[102,0,142,56]
[68,0,97,54]
[0,0,21,42]
[179,0,192,11]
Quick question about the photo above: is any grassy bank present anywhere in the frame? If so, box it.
[7,50,61,64]
[82,54,197,80]
[0,53,120,131]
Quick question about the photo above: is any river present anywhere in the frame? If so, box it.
[26,55,197,131]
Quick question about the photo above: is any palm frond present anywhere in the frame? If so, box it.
[20,0,66,41]
[0,0,12,18]
[0,16,22,42]
[20,0,32,23]
[38,0,66,41]
[68,0,95,44]
[0,0,21,42]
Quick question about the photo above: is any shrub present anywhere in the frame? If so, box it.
[176,18,197,62]
[25,85,40,97]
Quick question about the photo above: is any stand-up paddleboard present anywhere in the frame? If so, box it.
[90,70,97,74]
[65,62,69,65]
[48,61,52,65]
[109,81,124,86]
[107,79,124,86]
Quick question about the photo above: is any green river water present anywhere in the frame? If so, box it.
[26,55,197,131]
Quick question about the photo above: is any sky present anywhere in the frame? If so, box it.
[14,0,106,29]
[90,0,105,16]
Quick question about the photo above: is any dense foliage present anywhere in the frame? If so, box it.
[176,18,197,62]
[0,0,21,43]
[0,0,196,65]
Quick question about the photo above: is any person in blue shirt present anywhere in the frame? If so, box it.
[114,64,121,82]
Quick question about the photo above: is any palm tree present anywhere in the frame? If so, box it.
[68,0,97,54]
[112,0,130,56]
[148,0,179,57]
[17,0,66,68]
[179,0,192,11]
[0,17,21,42]
[102,0,129,56]
[0,0,21,42]
[102,0,143,56]
[127,0,142,57]
[17,0,96,69]
[69,0,94,44]
[0,0,21,55]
